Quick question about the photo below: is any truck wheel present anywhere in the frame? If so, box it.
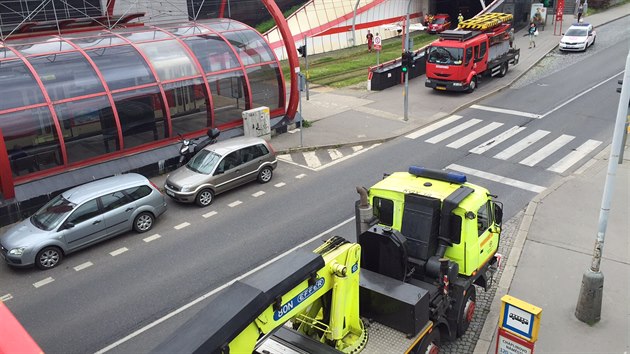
[456,285,477,337]
[414,327,440,354]
[466,77,477,93]
[497,62,508,77]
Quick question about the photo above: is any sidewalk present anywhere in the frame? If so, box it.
[261,4,630,354]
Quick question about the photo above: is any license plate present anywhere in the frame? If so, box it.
[436,86,446,90]
[166,190,174,197]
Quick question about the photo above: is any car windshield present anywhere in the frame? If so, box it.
[427,46,463,65]
[433,18,447,24]
[566,28,587,37]
[186,149,221,175]
[31,194,75,231]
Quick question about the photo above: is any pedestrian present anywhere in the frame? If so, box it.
[526,22,537,48]
[366,30,374,52]
[577,3,584,22]
[508,28,515,48]
[458,12,464,24]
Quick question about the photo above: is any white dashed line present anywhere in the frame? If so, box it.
[470,126,526,154]
[295,174,306,179]
[312,143,380,171]
[1,294,13,301]
[405,115,463,139]
[519,134,574,167]
[277,154,292,162]
[143,234,161,243]
[275,182,286,188]
[174,222,190,230]
[328,149,343,160]
[470,104,543,119]
[33,277,54,288]
[252,191,265,197]
[303,151,322,168]
[110,247,129,257]
[351,145,363,152]
[228,201,242,208]
[74,262,93,271]
[547,139,602,173]
[203,211,218,218]
[426,119,482,144]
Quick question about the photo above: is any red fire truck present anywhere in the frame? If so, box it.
[425,13,520,93]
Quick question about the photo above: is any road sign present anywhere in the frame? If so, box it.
[496,328,535,354]
[499,295,542,342]
[374,35,382,51]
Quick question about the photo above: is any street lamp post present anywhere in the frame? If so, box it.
[403,0,412,121]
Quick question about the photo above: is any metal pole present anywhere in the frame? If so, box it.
[351,0,361,47]
[403,0,412,121]
[377,50,380,66]
[305,38,310,101]
[299,73,304,148]
[575,49,630,324]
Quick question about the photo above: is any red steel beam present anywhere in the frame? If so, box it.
[0,129,15,199]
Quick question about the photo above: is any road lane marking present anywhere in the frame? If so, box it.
[447,164,546,193]
[174,222,190,230]
[328,149,343,160]
[541,70,625,118]
[470,126,526,154]
[519,134,574,167]
[405,115,463,139]
[295,174,306,179]
[252,191,265,197]
[351,145,363,152]
[426,119,482,144]
[547,139,602,173]
[470,104,543,119]
[95,216,357,354]
[74,262,93,271]
[275,182,286,188]
[303,151,322,168]
[1,294,13,301]
[143,234,161,243]
[33,277,54,288]
[494,130,550,160]
[277,154,292,162]
[447,122,504,149]
[228,201,242,208]
[203,211,218,218]
[312,144,380,171]
[110,247,128,257]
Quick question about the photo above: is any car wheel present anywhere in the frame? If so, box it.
[196,189,214,207]
[466,76,477,93]
[257,166,273,183]
[497,62,508,77]
[36,246,63,270]
[133,212,154,233]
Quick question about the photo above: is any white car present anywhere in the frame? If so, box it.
[559,23,596,51]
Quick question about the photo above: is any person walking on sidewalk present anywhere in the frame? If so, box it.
[577,3,584,22]
[526,22,537,48]
[366,30,374,52]
[509,28,515,48]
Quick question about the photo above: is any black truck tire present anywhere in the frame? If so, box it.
[456,285,477,337]
[497,62,508,77]
[466,76,477,93]
[414,327,440,354]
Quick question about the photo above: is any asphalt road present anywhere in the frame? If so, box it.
[1,20,628,354]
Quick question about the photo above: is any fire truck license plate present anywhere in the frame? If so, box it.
[436,86,446,90]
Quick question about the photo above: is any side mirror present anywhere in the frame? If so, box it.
[493,202,503,226]
[62,222,75,230]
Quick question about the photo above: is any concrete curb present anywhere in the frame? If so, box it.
[472,143,612,354]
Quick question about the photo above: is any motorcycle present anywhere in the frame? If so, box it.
[177,128,221,167]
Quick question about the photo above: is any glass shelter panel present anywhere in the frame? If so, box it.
[207,71,247,127]
[1,107,62,177]
[0,60,46,111]
[28,52,104,101]
[14,40,74,56]
[0,47,17,59]
[137,40,199,81]
[222,30,274,66]
[86,45,155,90]
[164,79,209,135]
[54,96,119,163]
[71,35,128,49]
[182,35,240,72]
[119,30,171,43]
[203,20,247,32]
[113,87,167,149]
[166,26,211,36]
[246,64,282,109]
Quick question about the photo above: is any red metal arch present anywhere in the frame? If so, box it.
[110,0,299,119]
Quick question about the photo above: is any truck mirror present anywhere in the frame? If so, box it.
[494,202,503,226]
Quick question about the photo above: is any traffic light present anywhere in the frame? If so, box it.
[617,79,622,93]
[401,51,413,72]
[297,44,307,58]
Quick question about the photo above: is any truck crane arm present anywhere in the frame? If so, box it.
[154,236,366,354]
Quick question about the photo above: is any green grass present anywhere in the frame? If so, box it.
[255,4,306,34]
[585,0,630,16]
[280,31,435,88]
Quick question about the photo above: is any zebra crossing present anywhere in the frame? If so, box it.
[277,144,381,171]
[405,115,603,174]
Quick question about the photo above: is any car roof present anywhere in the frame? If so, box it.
[568,23,592,30]
[203,136,269,156]
[62,173,149,204]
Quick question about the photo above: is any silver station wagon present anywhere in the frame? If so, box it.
[164,136,278,207]
[0,173,167,270]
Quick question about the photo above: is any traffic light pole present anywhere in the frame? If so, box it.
[403,0,412,121]
[575,49,630,324]
[305,38,310,101]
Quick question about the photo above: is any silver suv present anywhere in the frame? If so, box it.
[164,136,277,207]
[0,173,167,270]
